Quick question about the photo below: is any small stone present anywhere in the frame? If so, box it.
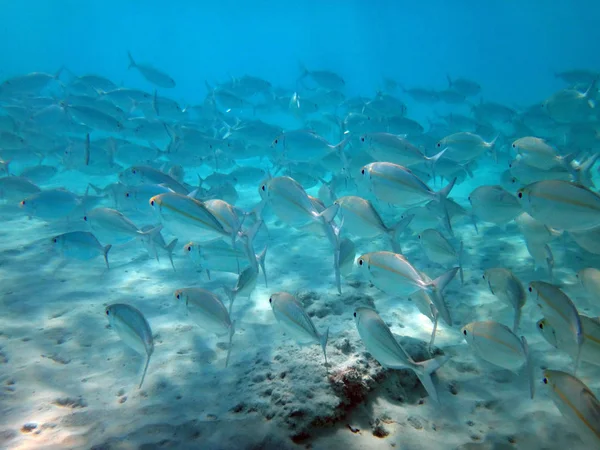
[21,423,37,433]
[118,396,127,404]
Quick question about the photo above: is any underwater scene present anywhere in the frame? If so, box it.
[2,1,600,449]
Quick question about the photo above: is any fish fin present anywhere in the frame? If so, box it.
[165,238,178,271]
[425,147,447,180]
[206,269,211,281]
[127,51,136,69]
[389,213,413,253]
[225,320,235,368]
[318,203,339,224]
[471,213,479,234]
[513,305,522,334]
[458,240,464,285]
[138,352,152,389]
[153,89,160,116]
[103,244,112,269]
[414,355,450,403]
[257,244,268,287]
[446,74,453,88]
[84,133,90,166]
[521,336,535,400]
[320,327,329,365]
[432,267,459,293]
[428,305,439,353]
[223,286,235,315]
[436,178,457,237]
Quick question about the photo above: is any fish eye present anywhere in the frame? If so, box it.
[528,286,533,292]
[187,246,191,251]
[358,259,363,266]
[52,238,57,243]
[125,193,130,198]
[512,143,516,148]
[106,309,110,315]
[269,297,272,303]
[132,169,136,174]
[482,274,485,279]
[150,200,155,206]
[360,136,365,142]
[20,200,25,206]
[353,311,356,317]
[436,143,441,147]
[463,329,467,336]
[518,192,523,198]
[543,377,548,384]
[417,235,421,239]
[83,216,87,221]
[176,293,180,299]
[361,169,365,175]
[274,139,278,144]
[538,322,544,329]
[261,185,266,191]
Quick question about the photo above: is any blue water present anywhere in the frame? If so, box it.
[2,2,600,449]
[3,0,599,105]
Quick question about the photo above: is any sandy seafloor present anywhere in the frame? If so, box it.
[1,161,600,450]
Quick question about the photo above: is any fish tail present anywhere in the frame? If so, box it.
[138,352,152,389]
[103,244,112,269]
[388,213,413,253]
[127,51,136,69]
[320,327,329,365]
[165,238,178,271]
[522,336,535,400]
[225,320,235,368]
[414,355,450,403]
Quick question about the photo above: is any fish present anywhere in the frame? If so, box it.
[334,195,412,252]
[105,303,154,389]
[298,64,345,91]
[354,307,449,402]
[359,162,456,232]
[52,231,112,268]
[537,315,600,367]
[359,132,445,168]
[511,136,572,171]
[446,75,481,97]
[271,130,348,163]
[84,207,163,246]
[461,321,534,399]
[356,251,458,326]
[19,188,82,220]
[576,268,600,300]
[436,132,497,164]
[149,192,231,243]
[482,268,527,332]
[174,288,235,367]
[127,51,176,88]
[541,370,600,446]
[469,185,522,226]
[418,229,464,284]
[269,291,329,365]
[517,180,600,231]
[529,281,583,372]
[183,239,251,278]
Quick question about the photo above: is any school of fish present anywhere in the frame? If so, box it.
[3,58,600,445]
